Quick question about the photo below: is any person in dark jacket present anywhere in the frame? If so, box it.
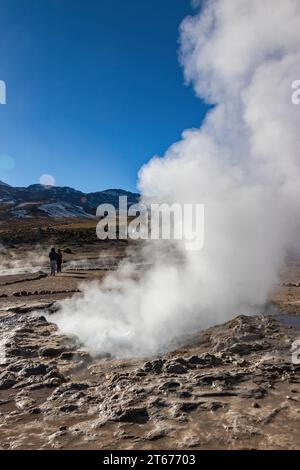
[57,249,63,273]
[49,248,57,276]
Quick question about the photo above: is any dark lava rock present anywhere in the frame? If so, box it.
[6,347,37,358]
[177,390,193,398]
[21,363,48,377]
[60,404,78,413]
[252,402,261,408]
[45,378,63,388]
[0,371,17,389]
[44,369,66,381]
[159,381,181,391]
[195,372,229,386]
[223,342,268,355]
[143,359,164,374]
[68,382,89,391]
[37,316,48,323]
[7,360,28,373]
[60,351,76,361]
[17,327,34,334]
[40,347,65,358]
[187,353,223,367]
[176,402,200,413]
[29,407,42,415]
[165,362,188,374]
[134,370,147,377]
[51,382,89,397]
[118,407,149,424]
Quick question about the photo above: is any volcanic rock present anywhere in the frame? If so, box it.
[0,371,17,389]
[39,347,65,357]
[117,407,149,424]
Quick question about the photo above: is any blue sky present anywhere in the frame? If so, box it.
[0,0,208,193]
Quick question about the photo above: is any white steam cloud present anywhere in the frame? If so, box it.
[51,0,300,357]
[0,244,48,276]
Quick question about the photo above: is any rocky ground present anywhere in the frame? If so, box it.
[0,233,300,450]
[0,306,299,450]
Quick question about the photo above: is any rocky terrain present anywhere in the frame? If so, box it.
[0,305,299,450]
[0,229,299,450]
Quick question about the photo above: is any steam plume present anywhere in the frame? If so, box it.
[51,0,300,357]
[0,244,48,276]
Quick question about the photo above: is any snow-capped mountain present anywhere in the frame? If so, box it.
[0,181,139,220]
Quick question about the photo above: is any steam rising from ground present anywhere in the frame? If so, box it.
[52,0,300,357]
[0,244,48,275]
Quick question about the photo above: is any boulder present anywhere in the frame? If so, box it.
[60,404,78,413]
[165,362,188,374]
[117,406,149,424]
[40,347,65,358]
[21,363,48,377]
[143,359,164,374]
[0,371,17,389]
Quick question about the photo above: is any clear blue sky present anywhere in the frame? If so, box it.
[0,0,208,193]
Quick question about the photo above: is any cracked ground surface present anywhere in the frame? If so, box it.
[0,308,299,450]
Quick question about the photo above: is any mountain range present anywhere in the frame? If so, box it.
[0,180,139,220]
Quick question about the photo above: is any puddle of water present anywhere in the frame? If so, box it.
[273,314,300,330]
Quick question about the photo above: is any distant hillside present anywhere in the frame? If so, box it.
[0,181,139,220]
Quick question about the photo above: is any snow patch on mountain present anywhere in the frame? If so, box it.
[38,202,96,219]
[12,209,29,219]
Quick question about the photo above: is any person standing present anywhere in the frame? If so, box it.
[49,248,57,276]
[57,249,63,273]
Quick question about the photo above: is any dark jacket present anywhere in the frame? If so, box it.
[49,251,57,261]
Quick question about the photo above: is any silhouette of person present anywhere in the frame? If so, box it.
[49,248,57,276]
[57,249,63,273]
